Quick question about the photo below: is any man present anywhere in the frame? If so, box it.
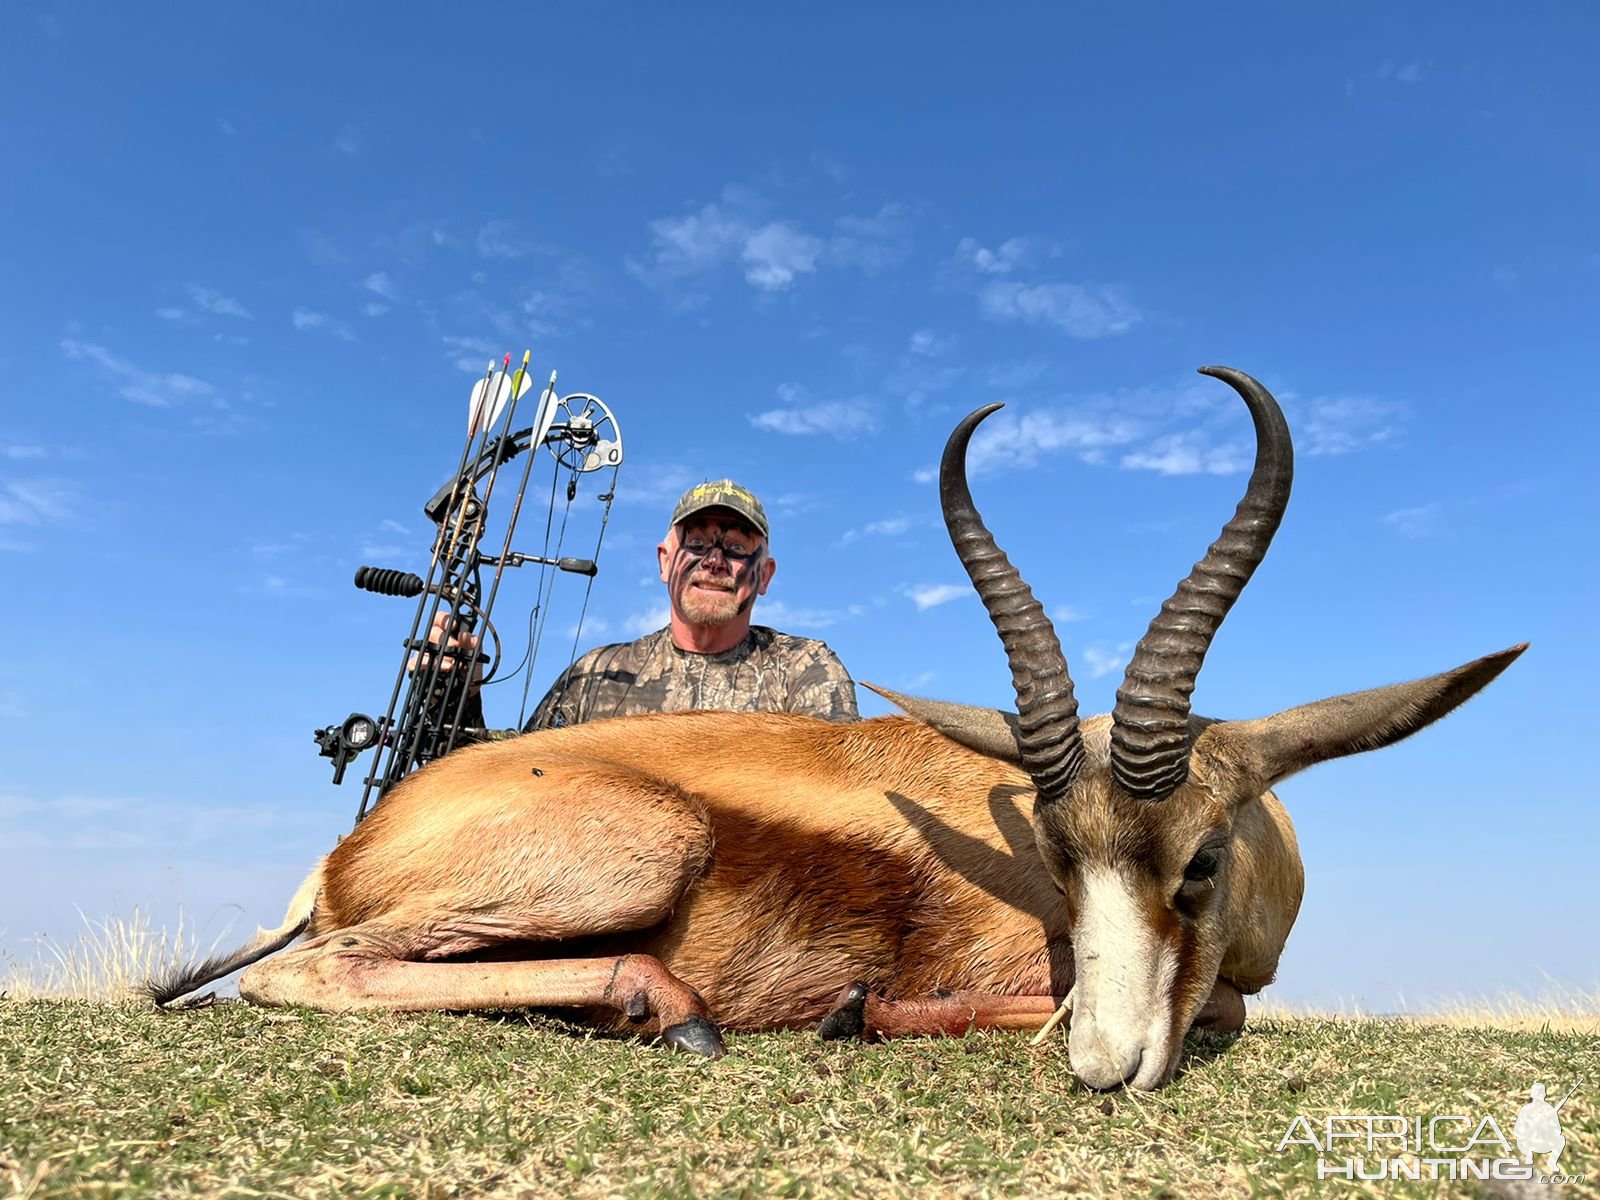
[444,480,858,733]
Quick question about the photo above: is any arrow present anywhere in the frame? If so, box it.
[486,349,532,434]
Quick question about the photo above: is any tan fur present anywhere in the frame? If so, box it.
[149,646,1513,1091]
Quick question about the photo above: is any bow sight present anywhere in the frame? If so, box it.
[315,352,623,823]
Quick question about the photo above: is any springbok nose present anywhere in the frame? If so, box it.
[1070,1030,1145,1091]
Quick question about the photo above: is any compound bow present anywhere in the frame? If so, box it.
[314,351,623,823]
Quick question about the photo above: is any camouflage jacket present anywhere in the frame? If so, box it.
[493,626,858,735]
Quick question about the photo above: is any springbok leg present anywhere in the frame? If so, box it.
[239,918,724,1057]
[818,983,1060,1040]
[819,978,1248,1040]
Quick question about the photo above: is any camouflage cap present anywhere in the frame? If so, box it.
[670,479,769,538]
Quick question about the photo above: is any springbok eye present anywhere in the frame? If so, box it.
[1184,848,1221,884]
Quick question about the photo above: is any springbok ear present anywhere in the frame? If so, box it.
[863,683,1024,764]
[1213,644,1526,791]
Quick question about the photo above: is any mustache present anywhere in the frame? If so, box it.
[684,571,736,591]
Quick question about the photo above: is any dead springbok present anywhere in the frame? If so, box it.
[148,366,1522,1090]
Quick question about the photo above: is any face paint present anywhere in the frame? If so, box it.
[668,522,767,626]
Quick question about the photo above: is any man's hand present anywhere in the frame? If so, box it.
[408,611,485,690]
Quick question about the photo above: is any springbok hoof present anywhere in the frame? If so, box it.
[818,981,869,1041]
[660,1015,725,1059]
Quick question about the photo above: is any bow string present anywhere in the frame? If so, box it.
[314,351,624,823]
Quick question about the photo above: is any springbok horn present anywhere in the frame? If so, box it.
[941,404,1084,804]
[1111,366,1294,800]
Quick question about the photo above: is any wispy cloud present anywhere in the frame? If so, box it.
[966,405,1144,475]
[441,334,501,374]
[978,280,1140,338]
[333,124,362,155]
[4,445,47,461]
[1120,431,1251,476]
[476,219,535,259]
[754,599,866,630]
[61,338,218,408]
[0,790,302,852]
[0,479,75,527]
[952,235,1058,275]
[840,517,912,545]
[904,583,969,610]
[188,285,252,319]
[628,192,910,297]
[950,237,1140,339]
[1295,395,1405,455]
[217,118,238,137]
[1081,641,1131,679]
[750,384,878,438]
[363,271,398,300]
[1382,503,1441,539]
[1377,59,1425,84]
[291,309,356,341]
[623,605,671,636]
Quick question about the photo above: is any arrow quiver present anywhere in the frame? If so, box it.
[314,357,623,823]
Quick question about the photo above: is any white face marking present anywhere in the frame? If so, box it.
[1068,866,1178,1090]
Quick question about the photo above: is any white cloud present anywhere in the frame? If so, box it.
[629,194,910,296]
[740,222,823,290]
[824,203,912,274]
[953,235,1056,275]
[363,302,390,318]
[334,125,362,155]
[291,309,356,341]
[1051,605,1086,623]
[911,465,937,485]
[442,334,501,374]
[61,339,218,408]
[1120,431,1251,476]
[155,306,188,322]
[966,406,1144,475]
[908,329,951,357]
[905,583,969,610]
[754,599,865,630]
[624,605,671,636]
[379,519,409,535]
[364,271,398,299]
[841,516,911,544]
[750,385,878,438]
[188,285,252,319]
[1382,503,1441,539]
[0,479,74,526]
[4,446,46,460]
[1082,642,1130,679]
[979,280,1140,338]
[1296,395,1405,455]
[476,219,534,259]
[217,119,238,137]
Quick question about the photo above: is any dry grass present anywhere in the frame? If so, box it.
[0,908,233,1002]
[1,1000,1594,1200]
[3,919,1596,1197]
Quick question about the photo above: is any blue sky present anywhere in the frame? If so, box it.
[2,4,1595,1012]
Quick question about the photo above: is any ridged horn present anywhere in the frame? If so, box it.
[942,404,1084,804]
[1111,366,1294,800]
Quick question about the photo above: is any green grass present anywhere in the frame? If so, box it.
[2,1000,1593,1199]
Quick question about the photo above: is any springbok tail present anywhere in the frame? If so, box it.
[141,859,325,1008]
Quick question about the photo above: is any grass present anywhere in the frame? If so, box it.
[2,920,1595,1198]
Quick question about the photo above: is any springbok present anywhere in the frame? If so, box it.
[148,366,1522,1090]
